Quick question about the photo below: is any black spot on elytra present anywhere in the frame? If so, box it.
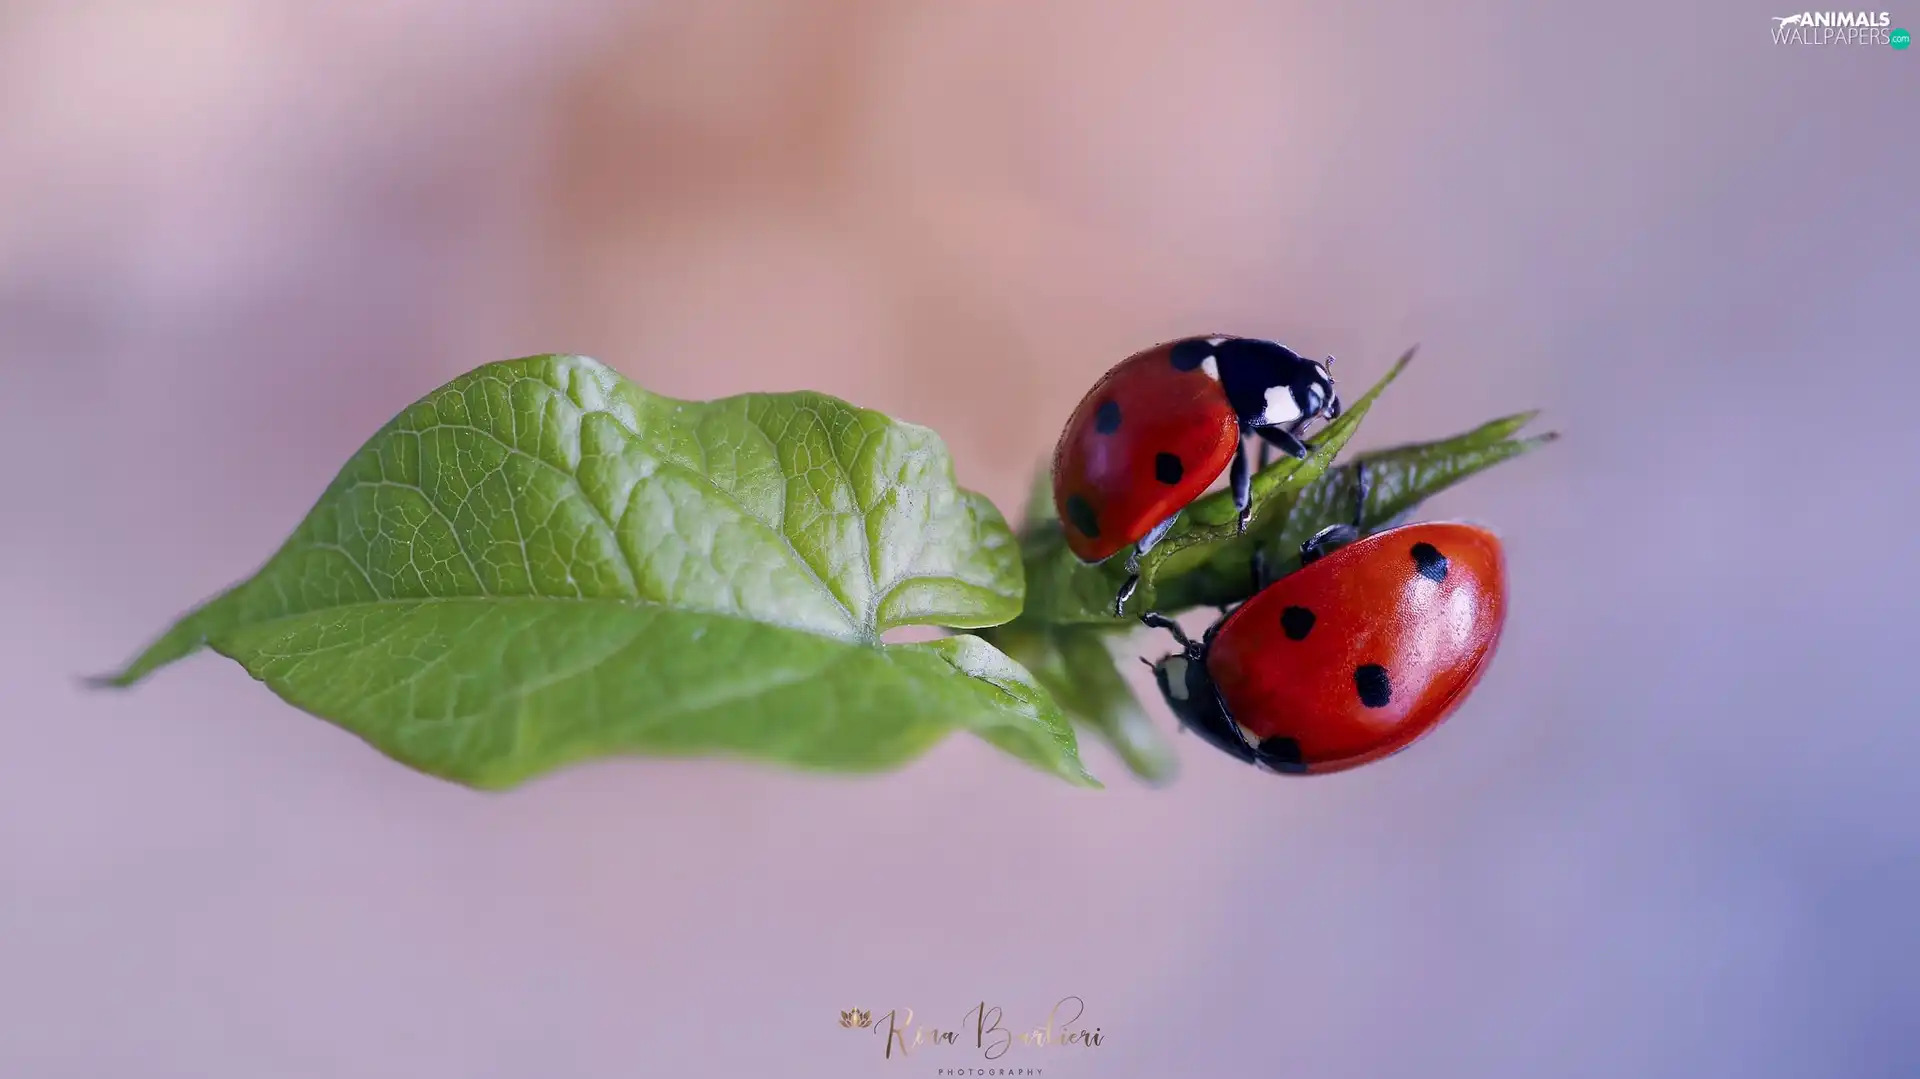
[1154,452,1184,485]
[1354,664,1392,708]
[1065,494,1100,539]
[1280,606,1316,640]
[1094,400,1122,434]
[1258,737,1308,774]
[1169,339,1211,371]
[1410,542,1448,582]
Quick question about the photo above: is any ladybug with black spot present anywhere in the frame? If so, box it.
[1051,335,1342,616]
[1143,463,1509,775]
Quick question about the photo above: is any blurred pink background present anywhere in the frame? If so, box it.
[4,2,1916,1076]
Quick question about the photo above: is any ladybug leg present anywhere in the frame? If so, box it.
[1230,438,1254,533]
[1254,424,1311,461]
[1114,514,1180,616]
[1138,610,1192,649]
[1137,512,1179,556]
[1300,460,1372,565]
[1301,526,1348,565]
[1212,548,1272,619]
[1249,546,1273,593]
[1201,608,1231,648]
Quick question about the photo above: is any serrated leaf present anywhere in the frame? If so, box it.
[981,619,1178,783]
[1019,347,1415,625]
[95,354,1096,789]
[1152,412,1558,612]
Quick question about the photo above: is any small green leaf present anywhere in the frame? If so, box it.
[96,354,1095,789]
[1152,411,1558,612]
[981,618,1178,784]
[1019,347,1416,625]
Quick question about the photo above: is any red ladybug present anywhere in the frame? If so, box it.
[1143,463,1509,775]
[1051,335,1341,615]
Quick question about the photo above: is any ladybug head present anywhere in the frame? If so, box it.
[1213,339,1343,427]
[1139,614,1211,714]
[1146,645,1224,738]
[1301,355,1341,422]
[1148,652,1191,698]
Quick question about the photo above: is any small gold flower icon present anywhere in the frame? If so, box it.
[840,1008,872,1028]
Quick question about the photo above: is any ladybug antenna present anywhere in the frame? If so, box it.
[1137,656,1156,670]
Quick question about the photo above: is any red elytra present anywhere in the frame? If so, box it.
[1049,340,1241,564]
[1205,522,1508,774]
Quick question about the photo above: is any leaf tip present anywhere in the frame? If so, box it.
[1513,429,1561,454]
[1114,738,1181,785]
[1341,343,1417,411]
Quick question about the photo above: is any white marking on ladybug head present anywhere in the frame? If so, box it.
[1309,361,1341,410]
[1200,355,1220,380]
[1205,336,1227,346]
[1157,655,1191,700]
[1261,384,1304,425]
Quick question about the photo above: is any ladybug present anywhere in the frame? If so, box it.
[1051,335,1342,616]
[1143,463,1509,775]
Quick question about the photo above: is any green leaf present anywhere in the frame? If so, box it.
[981,619,1179,784]
[1019,347,1416,626]
[95,354,1096,789]
[1152,411,1559,612]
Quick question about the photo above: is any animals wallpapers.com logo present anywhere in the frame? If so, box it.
[1771,10,1908,46]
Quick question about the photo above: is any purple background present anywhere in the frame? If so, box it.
[4,2,1915,1076]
